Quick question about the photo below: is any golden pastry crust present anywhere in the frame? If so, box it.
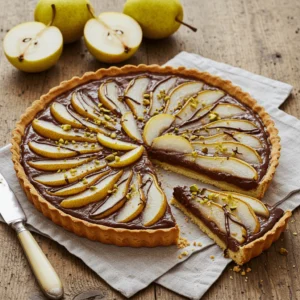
[11,64,280,247]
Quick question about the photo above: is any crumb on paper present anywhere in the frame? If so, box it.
[177,237,190,249]
[193,241,197,246]
[292,232,298,236]
[197,242,202,247]
[182,251,188,257]
[279,248,288,256]
[210,255,215,260]
[233,266,241,273]
[241,271,246,276]
[229,276,233,280]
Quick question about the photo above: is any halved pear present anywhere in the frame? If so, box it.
[32,119,97,142]
[50,103,84,129]
[98,81,128,115]
[90,170,133,219]
[121,111,142,142]
[201,189,260,233]
[97,132,137,150]
[149,77,177,116]
[28,156,94,171]
[61,170,124,208]
[152,134,193,154]
[108,146,144,168]
[47,171,110,197]
[34,160,107,186]
[142,173,167,226]
[184,154,258,180]
[192,141,262,164]
[125,76,150,118]
[164,81,204,114]
[115,173,145,223]
[204,119,258,131]
[143,114,175,146]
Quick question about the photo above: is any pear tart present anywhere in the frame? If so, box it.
[172,185,291,265]
[12,65,280,247]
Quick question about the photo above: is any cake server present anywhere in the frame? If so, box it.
[0,172,63,299]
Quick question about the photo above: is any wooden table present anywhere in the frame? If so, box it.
[0,0,299,299]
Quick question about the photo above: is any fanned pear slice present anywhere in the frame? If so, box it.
[204,119,258,131]
[60,170,124,208]
[184,154,258,180]
[115,173,145,223]
[34,160,107,186]
[201,189,260,233]
[192,141,262,164]
[121,111,142,142]
[97,133,137,150]
[142,173,167,226]
[125,76,150,118]
[149,77,177,116]
[50,103,84,129]
[108,146,144,168]
[63,142,102,154]
[32,119,97,142]
[28,156,94,171]
[152,134,193,154]
[98,81,128,115]
[143,114,175,146]
[164,81,204,114]
[47,171,110,197]
[90,170,133,219]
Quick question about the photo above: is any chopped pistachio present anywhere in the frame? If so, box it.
[189,135,197,140]
[98,103,103,108]
[143,99,150,106]
[105,154,115,161]
[90,186,97,191]
[110,132,117,139]
[94,160,100,165]
[208,112,219,122]
[143,93,150,99]
[72,140,76,144]
[164,95,170,102]
[61,124,72,131]
[58,138,64,144]
[192,150,198,157]
[104,114,111,121]
[137,116,144,121]
[115,156,120,162]
[190,184,199,193]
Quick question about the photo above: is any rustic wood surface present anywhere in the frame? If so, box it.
[0,0,299,299]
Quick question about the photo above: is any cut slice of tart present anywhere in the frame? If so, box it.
[172,185,291,265]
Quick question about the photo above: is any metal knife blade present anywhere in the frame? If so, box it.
[0,172,26,225]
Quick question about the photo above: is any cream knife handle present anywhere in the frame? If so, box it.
[12,221,63,299]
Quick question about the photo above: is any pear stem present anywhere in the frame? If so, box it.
[175,18,197,32]
[48,4,56,27]
[86,4,130,54]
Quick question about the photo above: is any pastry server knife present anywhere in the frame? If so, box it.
[0,172,63,299]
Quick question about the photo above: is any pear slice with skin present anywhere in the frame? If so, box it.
[152,134,193,154]
[164,81,204,114]
[97,133,137,150]
[28,156,95,171]
[143,114,175,146]
[142,173,167,226]
[192,141,262,164]
[60,170,124,208]
[90,170,133,219]
[108,146,144,168]
[62,142,102,154]
[125,76,150,118]
[149,77,177,116]
[184,154,258,180]
[121,111,142,142]
[115,173,145,223]
[32,119,97,142]
[200,189,260,233]
[204,119,258,131]
[34,159,107,186]
[99,81,128,115]
[47,171,110,197]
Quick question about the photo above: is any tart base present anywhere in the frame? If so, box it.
[171,197,291,265]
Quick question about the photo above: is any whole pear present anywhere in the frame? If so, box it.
[123,0,184,39]
[34,0,92,44]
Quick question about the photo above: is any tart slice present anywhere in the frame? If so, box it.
[171,185,291,265]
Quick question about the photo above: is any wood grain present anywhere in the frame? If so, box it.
[0,0,299,299]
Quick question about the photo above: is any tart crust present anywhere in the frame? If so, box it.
[11,64,280,247]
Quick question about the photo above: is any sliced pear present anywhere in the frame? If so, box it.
[142,173,167,226]
[108,146,144,168]
[34,159,107,186]
[97,132,137,150]
[149,77,177,116]
[232,133,262,149]
[60,170,124,208]
[184,154,258,180]
[115,173,145,223]
[121,111,142,142]
[62,142,102,154]
[47,171,110,197]
[204,119,258,131]
[98,81,128,115]
[201,189,260,233]
[125,76,150,118]
[143,114,175,146]
[152,134,193,154]
[90,170,133,219]
[32,119,97,142]
[28,156,94,171]
[164,81,204,114]
[192,142,262,164]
